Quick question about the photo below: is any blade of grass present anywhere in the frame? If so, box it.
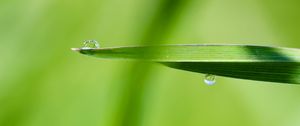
[107,0,194,126]
[73,44,300,84]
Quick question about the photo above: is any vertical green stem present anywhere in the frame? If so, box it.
[112,0,193,126]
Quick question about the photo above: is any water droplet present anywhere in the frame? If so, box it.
[204,74,216,85]
[82,40,100,49]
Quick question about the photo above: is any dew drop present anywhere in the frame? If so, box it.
[204,74,216,85]
[82,40,100,49]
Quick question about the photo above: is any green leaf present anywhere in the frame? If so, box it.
[72,44,300,84]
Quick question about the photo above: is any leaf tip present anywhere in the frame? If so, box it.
[71,48,81,51]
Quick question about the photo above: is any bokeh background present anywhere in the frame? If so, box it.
[1,0,300,126]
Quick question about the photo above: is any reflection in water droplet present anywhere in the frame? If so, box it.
[204,74,216,85]
[82,40,100,49]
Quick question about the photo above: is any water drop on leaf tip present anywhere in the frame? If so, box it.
[82,40,100,49]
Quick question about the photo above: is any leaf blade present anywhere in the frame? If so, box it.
[73,44,300,84]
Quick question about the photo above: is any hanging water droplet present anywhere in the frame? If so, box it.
[204,74,216,85]
[82,40,100,49]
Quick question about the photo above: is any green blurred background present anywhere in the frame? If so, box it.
[1,0,300,126]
